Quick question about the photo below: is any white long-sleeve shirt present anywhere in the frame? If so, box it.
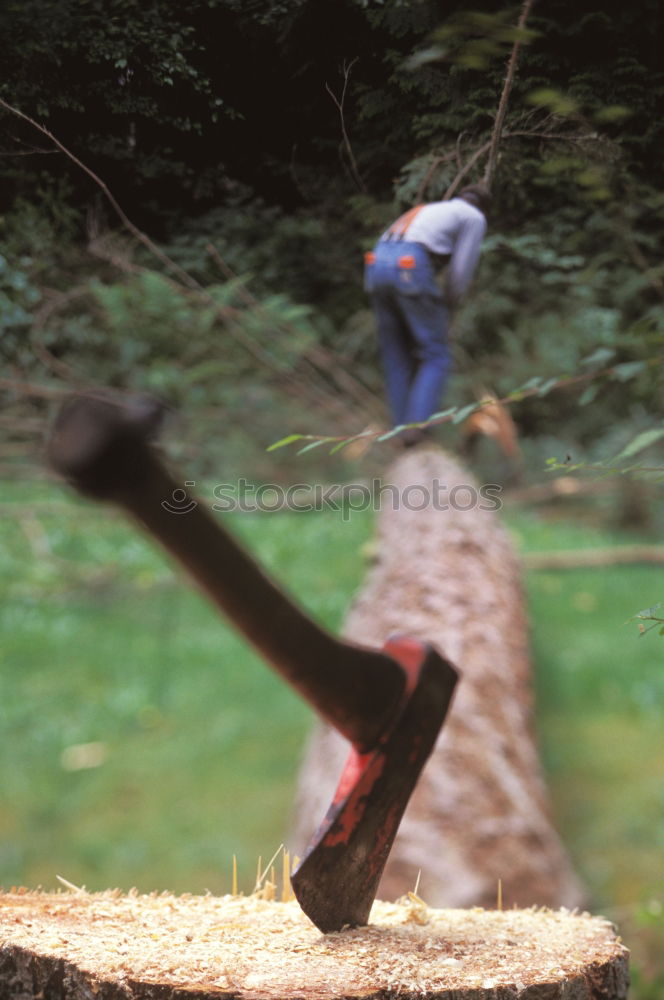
[383,197,487,306]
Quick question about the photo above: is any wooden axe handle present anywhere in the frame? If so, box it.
[47,393,405,750]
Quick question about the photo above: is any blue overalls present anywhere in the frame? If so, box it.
[365,233,450,428]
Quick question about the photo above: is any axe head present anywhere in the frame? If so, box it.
[291,636,457,933]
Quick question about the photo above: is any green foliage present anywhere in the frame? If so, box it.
[0,0,234,195]
[0,253,41,341]
[1,0,662,486]
[162,195,330,307]
[0,8,662,990]
[406,8,538,72]
[626,602,664,637]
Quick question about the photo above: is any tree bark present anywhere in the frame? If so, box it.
[292,446,586,911]
[0,890,628,999]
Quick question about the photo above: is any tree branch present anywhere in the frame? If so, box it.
[523,546,664,570]
[445,140,492,199]
[206,244,383,420]
[482,0,535,189]
[0,97,201,292]
[325,58,366,193]
[415,150,457,203]
[443,120,607,202]
[0,96,381,431]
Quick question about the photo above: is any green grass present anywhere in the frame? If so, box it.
[0,482,373,895]
[506,512,664,896]
[504,510,664,990]
[1,483,663,990]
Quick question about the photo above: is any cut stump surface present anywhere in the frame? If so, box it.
[0,890,628,999]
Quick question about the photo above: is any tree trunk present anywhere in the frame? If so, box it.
[292,446,586,910]
[0,890,628,999]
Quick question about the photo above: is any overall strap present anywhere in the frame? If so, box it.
[386,204,425,241]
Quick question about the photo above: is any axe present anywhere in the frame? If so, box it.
[47,393,458,933]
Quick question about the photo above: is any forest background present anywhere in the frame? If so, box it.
[1,0,663,996]
[1,0,662,480]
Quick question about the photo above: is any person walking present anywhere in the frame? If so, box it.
[365,184,490,446]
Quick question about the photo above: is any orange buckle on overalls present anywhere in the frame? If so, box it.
[364,251,376,265]
[398,255,416,269]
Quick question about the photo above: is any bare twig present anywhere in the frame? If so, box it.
[268,352,664,452]
[325,58,366,193]
[445,121,607,200]
[0,377,66,400]
[0,96,201,292]
[415,150,457,203]
[615,220,664,299]
[204,241,328,384]
[30,285,95,385]
[31,340,92,386]
[1,96,379,430]
[0,146,58,156]
[455,132,466,172]
[0,415,45,432]
[206,244,383,420]
[483,0,535,189]
[445,140,492,199]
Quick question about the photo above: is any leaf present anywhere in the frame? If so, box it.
[610,361,647,382]
[537,378,559,397]
[521,376,543,391]
[579,384,598,406]
[452,403,478,425]
[328,439,356,455]
[612,429,664,461]
[427,407,456,421]
[581,347,615,368]
[296,439,332,456]
[526,87,579,116]
[631,602,662,621]
[266,434,304,452]
[377,425,407,442]
[404,45,446,70]
[594,104,632,123]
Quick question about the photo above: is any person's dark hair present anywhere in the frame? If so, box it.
[458,183,492,215]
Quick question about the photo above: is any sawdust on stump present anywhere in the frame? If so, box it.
[0,889,628,999]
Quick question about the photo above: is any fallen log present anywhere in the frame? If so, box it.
[0,890,629,999]
[292,446,586,910]
[522,546,664,569]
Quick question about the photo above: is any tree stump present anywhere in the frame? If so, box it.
[292,446,586,910]
[0,890,628,999]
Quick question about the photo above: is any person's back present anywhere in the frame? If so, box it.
[366,184,490,444]
[401,196,486,306]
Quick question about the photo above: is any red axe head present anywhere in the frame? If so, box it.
[292,636,456,932]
